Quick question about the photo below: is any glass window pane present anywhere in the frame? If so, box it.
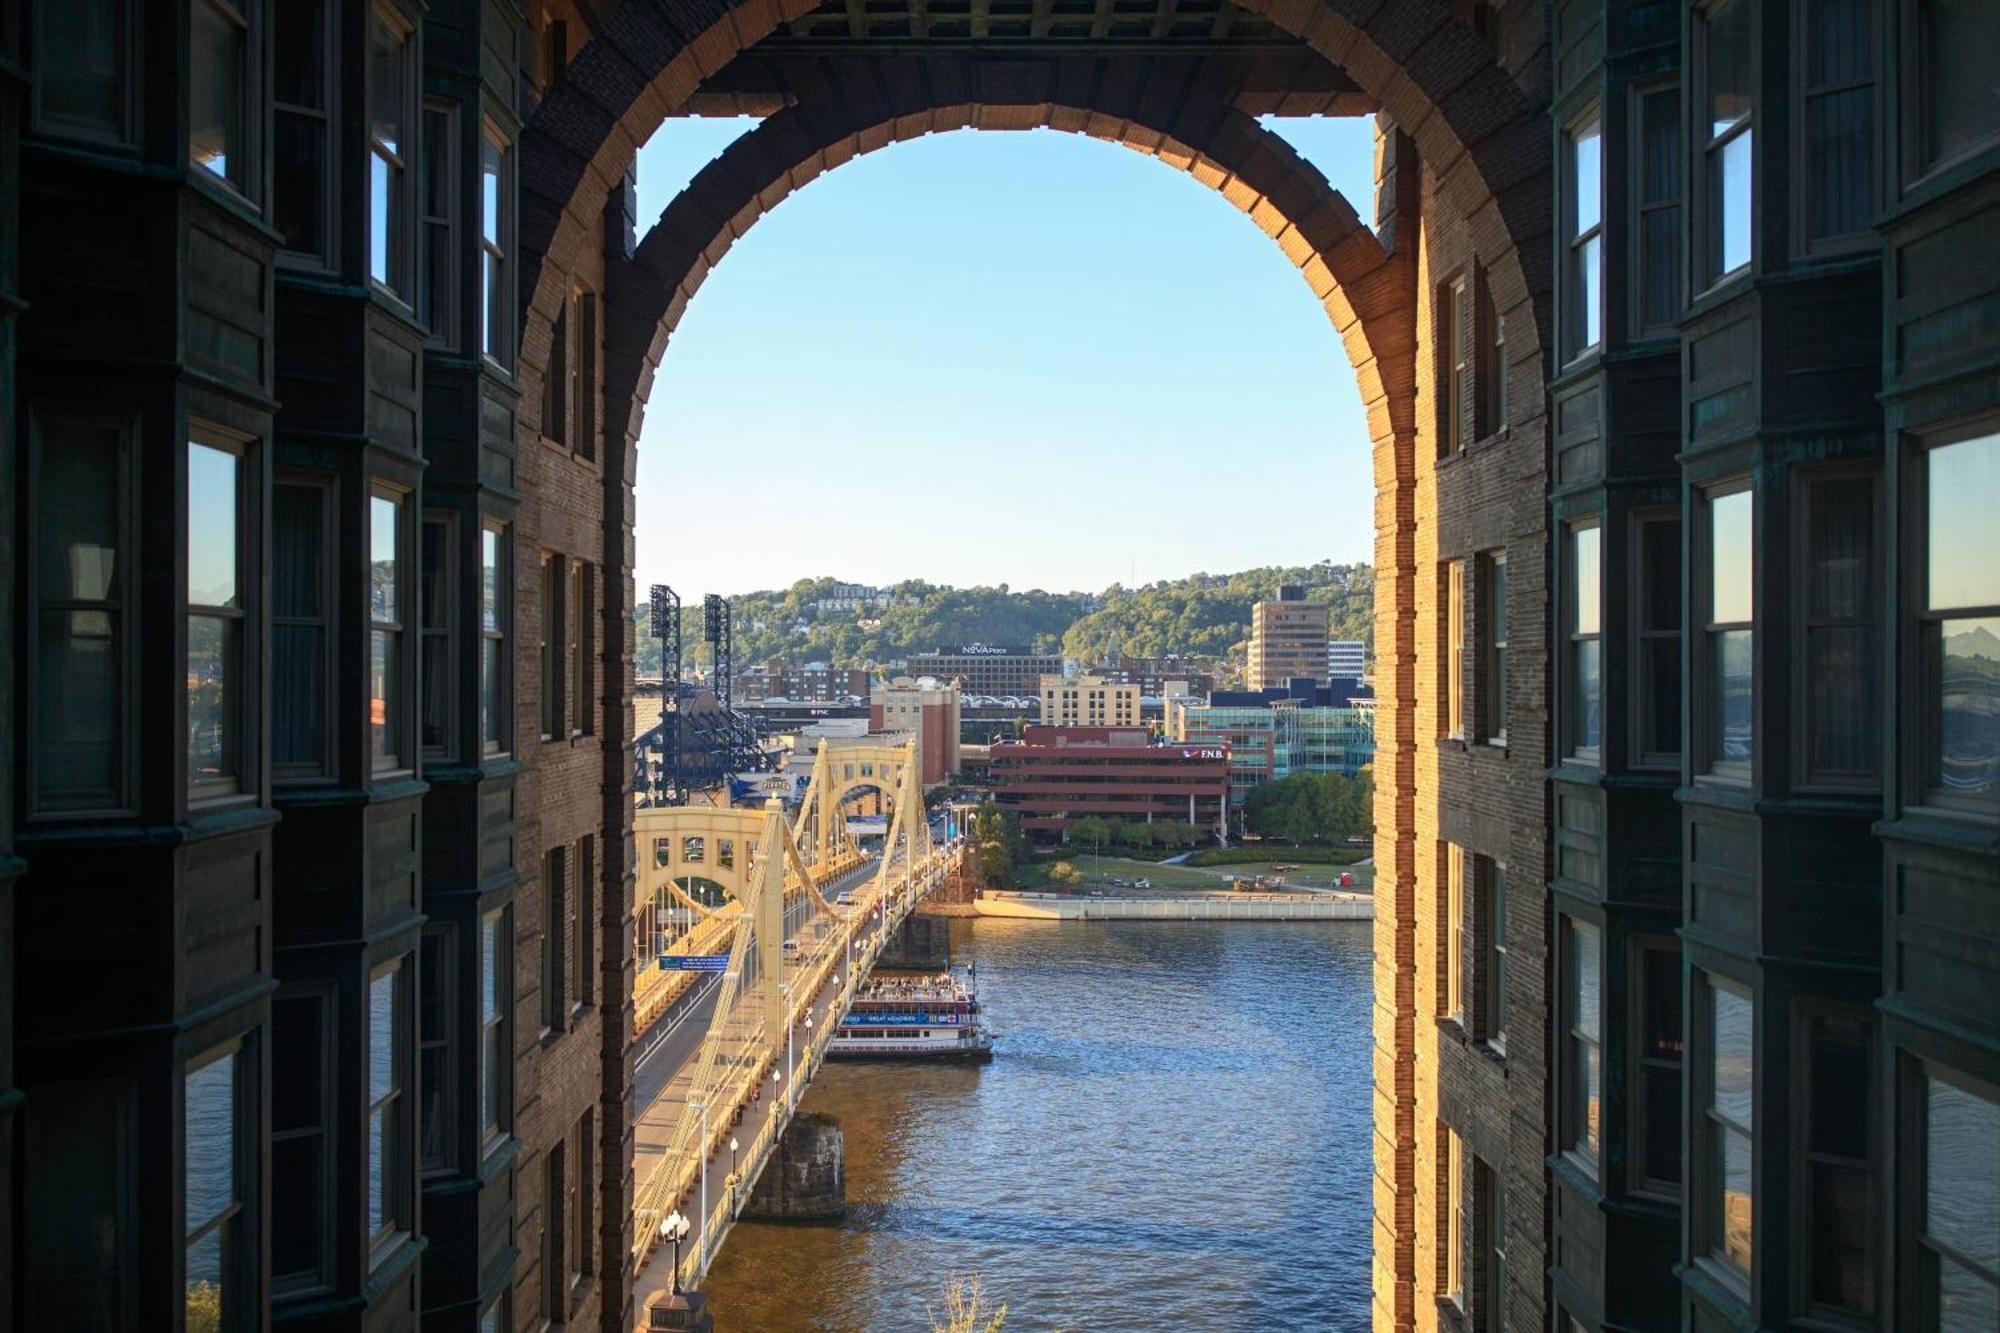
[1807,626,1875,776]
[273,625,324,770]
[370,152,392,285]
[273,486,323,620]
[371,495,399,622]
[371,631,397,767]
[481,529,501,632]
[1925,1076,2000,1273]
[189,0,245,188]
[1806,86,1873,242]
[187,615,238,785]
[37,424,124,805]
[1717,130,1753,273]
[1574,924,1601,1042]
[188,443,238,609]
[1713,629,1754,764]
[1573,122,1601,234]
[1924,0,2000,168]
[368,1106,387,1235]
[1706,0,1753,135]
[1575,639,1602,751]
[185,1226,227,1331]
[1932,616,2000,798]
[1928,433,2000,612]
[1718,1125,1753,1269]
[481,136,502,246]
[184,1053,237,1235]
[1710,489,1753,622]
[1808,477,1874,618]
[1712,982,1754,1126]
[38,0,128,137]
[1645,1062,1681,1184]
[1574,526,1601,634]
[370,968,397,1105]
[1580,235,1602,347]
[1643,520,1682,631]
[369,13,403,158]
[275,1,325,108]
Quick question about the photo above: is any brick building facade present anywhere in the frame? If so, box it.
[1,1,1995,1332]
[988,727,1232,839]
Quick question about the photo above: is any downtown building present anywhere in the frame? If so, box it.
[904,644,1062,698]
[0,2,1994,1333]
[869,675,962,785]
[1247,585,1333,688]
[1039,673,1144,730]
[733,660,871,704]
[987,727,1230,840]
[1170,677,1375,814]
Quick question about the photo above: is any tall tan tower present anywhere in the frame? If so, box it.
[1247,586,1331,689]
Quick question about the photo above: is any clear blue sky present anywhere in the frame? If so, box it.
[630,115,1380,599]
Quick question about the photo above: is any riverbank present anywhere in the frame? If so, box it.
[974,890,1372,921]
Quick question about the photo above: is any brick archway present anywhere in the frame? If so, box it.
[599,87,1416,473]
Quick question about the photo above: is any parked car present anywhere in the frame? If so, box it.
[836,891,855,906]
[1135,878,1152,889]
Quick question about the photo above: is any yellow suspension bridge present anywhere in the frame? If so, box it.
[625,738,971,1320]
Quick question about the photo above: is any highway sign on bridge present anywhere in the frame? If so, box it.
[658,954,729,972]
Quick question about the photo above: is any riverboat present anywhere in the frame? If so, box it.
[829,970,993,1060]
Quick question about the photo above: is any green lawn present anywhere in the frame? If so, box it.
[1037,853,1373,893]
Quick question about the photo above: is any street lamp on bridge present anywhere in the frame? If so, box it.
[730,1135,740,1177]
[659,1209,691,1294]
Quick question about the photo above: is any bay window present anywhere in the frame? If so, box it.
[184,1043,250,1329]
[418,926,454,1175]
[1911,0,2000,177]
[272,990,332,1295]
[1797,0,1876,252]
[368,4,416,296]
[421,102,459,345]
[1632,81,1683,336]
[481,907,511,1148]
[367,958,411,1262]
[273,479,331,779]
[273,0,332,263]
[1703,486,1755,778]
[480,122,511,366]
[189,0,256,197]
[32,0,135,146]
[1564,113,1603,360]
[370,490,408,772]
[1798,471,1878,787]
[1633,512,1683,768]
[1919,428,2000,808]
[30,409,131,814]
[1568,522,1602,762]
[1799,1009,1876,1320]
[188,435,246,799]
[1912,1065,1999,1327]
[1700,0,1755,284]
[1632,940,1683,1197]
[1562,917,1603,1171]
[1701,974,1755,1281]
[481,523,510,754]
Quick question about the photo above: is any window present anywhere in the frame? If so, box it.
[1442,843,1465,1023]
[540,553,562,741]
[25,1077,136,1322]
[31,0,134,146]
[1443,560,1465,739]
[1477,275,1506,437]
[189,0,255,197]
[574,837,594,1010]
[1564,113,1603,358]
[1443,1128,1465,1309]
[273,0,332,262]
[545,299,569,443]
[368,5,414,293]
[367,959,410,1262]
[1797,0,1876,250]
[1478,860,1507,1051]
[185,1044,249,1331]
[370,490,408,772]
[30,409,131,813]
[1702,974,1755,1280]
[1439,274,1468,455]
[1703,486,1755,777]
[273,480,332,779]
[1479,550,1507,744]
[421,102,459,345]
[272,990,332,1295]
[1799,1009,1876,1320]
[480,122,511,366]
[188,435,246,799]
[1798,471,1878,786]
[545,1139,567,1321]
[577,292,598,462]
[571,561,594,736]
[543,845,567,1031]
[481,524,510,754]
[420,514,456,761]
[1632,941,1684,1197]
[481,908,511,1148]
[1912,0,2000,176]
[1478,1159,1506,1331]
[1562,917,1603,1170]
[1568,522,1603,761]
[1700,0,1754,284]
[419,927,454,1176]
[572,1112,593,1290]
[479,1290,512,1333]
[1632,81,1683,335]
[1912,1066,1999,1327]
[1633,513,1683,767]
[1919,429,2000,808]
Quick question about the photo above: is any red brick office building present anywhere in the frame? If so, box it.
[988,726,1229,840]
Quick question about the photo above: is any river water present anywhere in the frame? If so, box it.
[703,917,1375,1332]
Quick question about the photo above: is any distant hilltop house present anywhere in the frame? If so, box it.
[813,582,896,613]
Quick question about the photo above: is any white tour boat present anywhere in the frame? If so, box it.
[829,969,994,1060]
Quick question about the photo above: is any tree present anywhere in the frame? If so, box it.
[1116,821,1157,850]
[971,804,1025,886]
[1243,771,1372,843]
[1067,816,1111,850]
[1047,861,1083,886]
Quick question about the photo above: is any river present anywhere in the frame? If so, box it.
[703,916,1375,1332]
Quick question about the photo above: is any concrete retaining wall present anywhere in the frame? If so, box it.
[974,893,1373,921]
